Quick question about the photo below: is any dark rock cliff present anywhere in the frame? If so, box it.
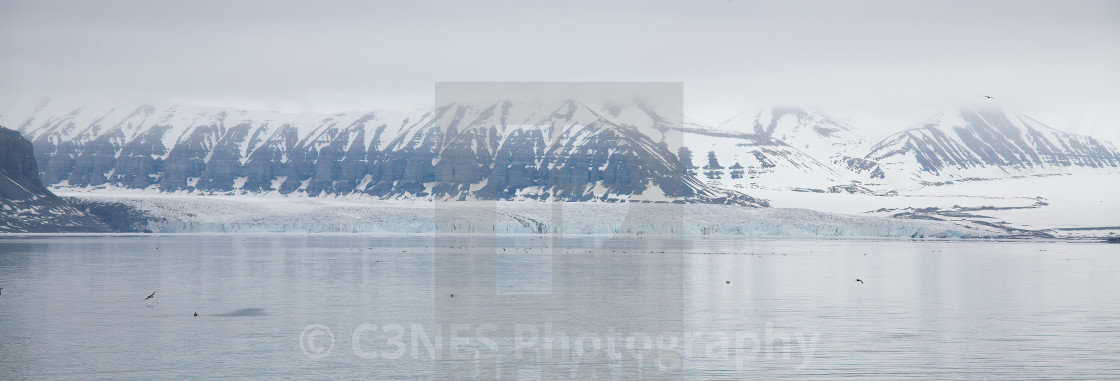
[1,126,52,200]
[0,126,114,232]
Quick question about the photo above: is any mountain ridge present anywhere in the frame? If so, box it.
[847,108,1120,183]
[1,100,766,206]
[3,101,1117,200]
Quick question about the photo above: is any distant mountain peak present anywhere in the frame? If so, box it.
[851,108,1120,182]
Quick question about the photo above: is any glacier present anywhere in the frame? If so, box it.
[55,192,1002,237]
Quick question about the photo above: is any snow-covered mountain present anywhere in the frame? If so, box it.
[716,107,866,158]
[672,106,1120,191]
[674,107,866,191]
[677,124,850,190]
[4,100,1117,200]
[0,99,765,206]
[846,108,1120,184]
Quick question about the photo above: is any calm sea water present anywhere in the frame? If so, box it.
[1,235,1118,380]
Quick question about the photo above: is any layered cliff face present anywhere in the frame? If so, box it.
[0,126,51,198]
[2,100,766,206]
[0,126,110,232]
[6,100,1117,199]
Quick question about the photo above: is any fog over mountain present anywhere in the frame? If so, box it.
[1,0,1118,141]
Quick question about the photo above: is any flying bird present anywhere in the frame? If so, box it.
[143,291,155,301]
[982,95,995,99]
[855,279,864,284]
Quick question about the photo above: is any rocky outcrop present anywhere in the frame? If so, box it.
[0,126,51,198]
[0,126,111,232]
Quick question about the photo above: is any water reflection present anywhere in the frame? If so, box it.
[0,236,1117,379]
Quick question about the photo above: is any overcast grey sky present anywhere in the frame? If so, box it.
[1,0,1118,137]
